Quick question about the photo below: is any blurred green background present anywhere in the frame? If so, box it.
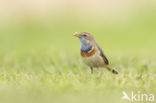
[0,0,156,103]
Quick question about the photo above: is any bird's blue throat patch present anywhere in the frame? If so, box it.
[81,45,92,52]
[79,37,92,52]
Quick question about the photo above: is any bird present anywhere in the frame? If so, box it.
[73,32,118,74]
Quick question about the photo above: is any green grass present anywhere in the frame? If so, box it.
[0,12,156,103]
[0,49,156,103]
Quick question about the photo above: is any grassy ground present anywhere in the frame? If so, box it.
[0,13,156,103]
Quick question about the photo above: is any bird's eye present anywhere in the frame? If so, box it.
[83,34,88,37]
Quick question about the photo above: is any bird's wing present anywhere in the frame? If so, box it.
[95,42,109,65]
[98,47,109,65]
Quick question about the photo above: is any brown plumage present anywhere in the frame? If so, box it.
[73,32,118,74]
[81,47,96,58]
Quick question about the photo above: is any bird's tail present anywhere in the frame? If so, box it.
[105,65,118,74]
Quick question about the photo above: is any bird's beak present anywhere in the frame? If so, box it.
[73,32,80,37]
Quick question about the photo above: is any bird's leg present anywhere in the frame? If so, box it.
[97,68,100,76]
[90,67,93,74]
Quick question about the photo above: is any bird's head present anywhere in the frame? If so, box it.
[73,32,94,46]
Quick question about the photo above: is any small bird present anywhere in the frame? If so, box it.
[73,32,118,74]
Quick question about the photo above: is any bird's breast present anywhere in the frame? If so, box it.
[81,47,96,58]
[81,47,105,67]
